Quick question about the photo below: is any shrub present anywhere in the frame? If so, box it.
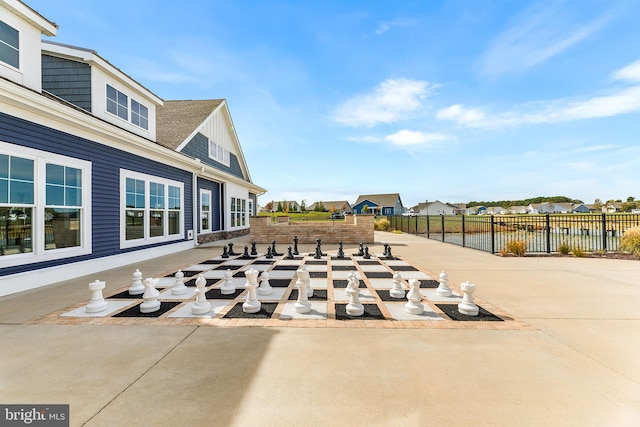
[571,246,586,257]
[558,241,570,255]
[374,217,391,231]
[504,239,527,256]
[619,226,640,256]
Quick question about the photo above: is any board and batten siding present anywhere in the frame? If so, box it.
[197,177,221,232]
[41,55,92,112]
[0,111,193,277]
[181,133,246,180]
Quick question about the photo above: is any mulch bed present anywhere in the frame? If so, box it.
[223,302,278,319]
[335,303,386,320]
[333,280,365,288]
[376,290,406,301]
[435,304,503,321]
[288,290,328,301]
[114,301,180,318]
[205,289,244,299]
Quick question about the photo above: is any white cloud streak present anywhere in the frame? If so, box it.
[333,78,436,127]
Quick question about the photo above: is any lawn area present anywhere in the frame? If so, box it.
[258,211,337,222]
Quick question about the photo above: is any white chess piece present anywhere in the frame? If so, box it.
[294,269,312,314]
[458,281,479,316]
[192,274,211,315]
[345,286,364,316]
[346,271,358,293]
[86,280,108,313]
[389,272,405,299]
[171,270,188,295]
[128,269,145,295]
[140,278,161,313]
[242,269,261,313]
[296,266,313,298]
[405,279,424,315]
[257,271,273,295]
[436,270,452,297]
[220,269,235,295]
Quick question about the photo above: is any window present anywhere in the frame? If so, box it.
[131,100,149,130]
[200,190,211,233]
[121,170,183,247]
[0,143,91,265]
[106,85,149,130]
[208,140,230,166]
[230,197,246,228]
[0,21,19,69]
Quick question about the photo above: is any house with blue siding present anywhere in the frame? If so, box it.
[352,193,404,215]
[0,0,265,296]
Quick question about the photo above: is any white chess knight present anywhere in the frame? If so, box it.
[86,280,108,313]
[346,271,359,293]
[458,281,479,316]
[171,270,188,295]
[296,266,313,297]
[220,269,235,295]
[436,270,452,297]
[405,279,424,315]
[128,269,145,295]
[345,286,364,316]
[294,268,312,314]
[242,268,261,314]
[140,278,161,313]
[191,274,211,315]
[389,272,405,299]
[257,271,273,295]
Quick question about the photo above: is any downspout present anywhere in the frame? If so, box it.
[192,159,203,247]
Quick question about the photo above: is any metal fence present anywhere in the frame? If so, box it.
[387,213,640,254]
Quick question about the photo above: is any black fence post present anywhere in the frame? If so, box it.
[415,215,418,236]
[490,215,495,254]
[441,215,445,242]
[462,214,466,247]
[546,213,551,253]
[602,213,607,251]
[426,215,430,238]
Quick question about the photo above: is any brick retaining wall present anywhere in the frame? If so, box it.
[249,215,374,244]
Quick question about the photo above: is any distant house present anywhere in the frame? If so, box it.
[352,193,403,215]
[529,203,571,214]
[415,200,457,216]
[570,203,590,213]
[506,206,530,214]
[269,200,301,212]
[308,201,352,214]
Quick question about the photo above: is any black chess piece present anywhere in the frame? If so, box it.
[363,246,371,259]
[385,245,393,259]
[293,236,299,256]
[314,238,323,259]
[221,245,229,258]
[228,243,236,256]
[286,246,294,259]
[357,242,364,256]
[337,241,345,259]
[383,243,390,257]
[250,242,258,256]
[271,240,281,256]
[241,245,251,259]
[265,246,273,259]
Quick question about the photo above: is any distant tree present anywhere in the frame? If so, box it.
[264,202,273,212]
[314,201,326,212]
[283,200,289,213]
[277,202,283,212]
[300,200,306,212]
[362,204,369,214]
[593,199,602,210]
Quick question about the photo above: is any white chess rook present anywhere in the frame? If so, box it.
[294,268,312,314]
[257,272,273,295]
[405,279,424,315]
[128,269,145,295]
[436,270,452,297]
[242,269,261,313]
[458,281,479,316]
[171,270,188,295]
[140,278,161,313]
[389,272,405,299]
[191,274,211,315]
[86,280,108,313]
[220,269,235,295]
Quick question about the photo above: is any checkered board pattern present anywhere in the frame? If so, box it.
[60,253,504,323]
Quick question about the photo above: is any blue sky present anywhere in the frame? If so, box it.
[27,0,640,208]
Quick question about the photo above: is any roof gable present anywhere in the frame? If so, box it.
[354,193,401,207]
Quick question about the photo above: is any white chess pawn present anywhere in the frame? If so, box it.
[389,272,405,299]
[140,278,161,313]
[405,279,424,315]
[257,271,273,295]
[345,287,364,316]
[436,270,452,297]
[458,281,479,316]
[296,267,313,298]
[242,269,261,313]
[294,273,312,314]
[220,269,235,295]
[86,280,108,313]
[192,274,211,315]
[171,270,188,295]
[128,269,145,295]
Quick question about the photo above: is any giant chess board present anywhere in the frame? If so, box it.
[45,251,524,329]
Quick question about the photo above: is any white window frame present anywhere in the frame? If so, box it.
[208,139,230,167]
[120,169,184,249]
[106,84,150,130]
[230,196,247,229]
[200,189,212,234]
[0,142,92,268]
[0,20,19,70]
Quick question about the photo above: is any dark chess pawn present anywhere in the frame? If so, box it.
[293,236,299,256]
[265,246,273,259]
[286,246,294,259]
[251,242,258,256]
[337,241,345,259]
[241,245,251,259]
[221,245,229,258]
[357,242,364,256]
[228,243,236,256]
[271,240,281,256]
[363,246,371,259]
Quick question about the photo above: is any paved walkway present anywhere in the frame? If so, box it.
[1,231,639,426]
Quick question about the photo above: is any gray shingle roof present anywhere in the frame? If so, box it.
[156,99,225,150]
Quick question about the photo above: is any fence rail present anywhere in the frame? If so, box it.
[387,213,639,254]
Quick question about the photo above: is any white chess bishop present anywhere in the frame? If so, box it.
[389,272,405,299]
[257,271,273,296]
[405,279,424,315]
[220,269,235,295]
[191,274,211,315]
[171,270,188,295]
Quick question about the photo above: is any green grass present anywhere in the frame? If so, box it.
[258,212,337,222]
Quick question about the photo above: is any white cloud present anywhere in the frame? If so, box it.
[613,60,640,82]
[375,18,414,35]
[333,78,435,127]
[385,130,448,146]
[436,104,485,124]
[477,2,611,76]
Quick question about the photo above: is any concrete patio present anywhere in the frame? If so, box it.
[1,231,639,426]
